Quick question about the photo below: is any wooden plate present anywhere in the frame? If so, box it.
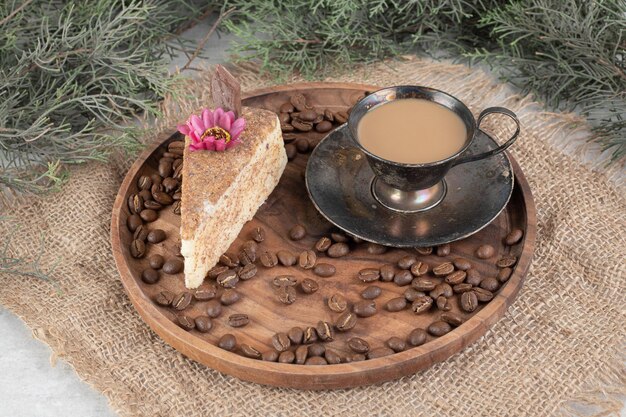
[111,82,536,389]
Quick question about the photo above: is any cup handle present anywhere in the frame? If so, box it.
[453,107,520,166]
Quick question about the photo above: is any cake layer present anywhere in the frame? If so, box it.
[180,107,287,288]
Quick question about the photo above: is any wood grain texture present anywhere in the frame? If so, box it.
[110,82,536,389]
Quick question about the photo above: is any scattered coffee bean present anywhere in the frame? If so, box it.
[137,175,152,190]
[480,277,500,292]
[505,228,524,245]
[325,349,342,364]
[335,311,357,331]
[330,232,349,243]
[497,255,517,268]
[466,268,482,286]
[385,337,406,352]
[358,268,380,282]
[285,143,297,160]
[379,264,395,282]
[251,226,265,242]
[365,243,387,255]
[276,250,296,266]
[315,120,333,133]
[259,250,278,268]
[262,349,279,362]
[430,283,453,299]
[327,242,349,258]
[308,343,325,357]
[353,300,377,317]
[177,315,195,330]
[133,225,148,242]
[238,263,257,280]
[278,112,291,124]
[144,200,162,210]
[129,239,146,258]
[415,246,433,255]
[277,285,296,304]
[153,191,173,205]
[239,247,256,266]
[347,337,370,353]
[220,289,241,306]
[476,244,496,259]
[161,259,183,275]
[453,283,474,293]
[298,250,317,269]
[433,262,454,276]
[407,328,428,346]
[240,344,262,359]
[410,261,429,277]
[194,285,217,301]
[361,285,382,300]
[303,327,318,344]
[217,269,239,288]
[158,158,173,178]
[367,347,394,359]
[272,333,291,352]
[436,244,451,256]
[147,229,166,244]
[441,312,465,327]
[428,321,452,337]
[127,214,142,232]
[172,292,192,311]
[141,268,159,284]
[206,299,222,318]
[298,109,318,122]
[412,277,436,291]
[397,255,417,269]
[316,321,334,341]
[323,109,335,122]
[292,119,313,132]
[334,110,348,124]
[207,265,229,279]
[497,267,513,282]
[289,224,306,240]
[273,275,298,287]
[278,351,295,364]
[218,334,237,351]
[347,353,366,362]
[313,263,336,277]
[386,297,407,312]
[445,270,467,285]
[328,293,348,312]
[162,177,178,193]
[436,296,452,311]
[219,252,239,268]
[305,356,327,365]
[228,314,249,328]
[453,258,472,270]
[128,194,143,214]
[194,316,212,333]
[393,270,413,286]
[300,278,319,294]
[139,209,158,223]
[411,295,433,314]
[280,102,295,113]
[314,237,332,252]
[295,137,310,153]
[404,288,426,302]
[154,290,174,307]
[288,327,304,345]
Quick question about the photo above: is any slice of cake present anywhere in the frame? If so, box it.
[178,107,287,288]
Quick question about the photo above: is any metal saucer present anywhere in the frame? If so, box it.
[305,125,514,247]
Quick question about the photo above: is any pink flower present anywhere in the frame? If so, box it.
[177,108,245,152]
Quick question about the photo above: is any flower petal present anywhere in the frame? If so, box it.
[226,139,241,149]
[225,111,236,124]
[177,124,190,135]
[189,143,203,151]
[218,112,232,130]
[214,139,226,151]
[202,108,214,129]
[213,108,224,125]
[190,114,204,133]
[190,131,201,143]
[230,118,246,139]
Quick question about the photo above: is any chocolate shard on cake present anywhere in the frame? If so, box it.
[179,107,287,288]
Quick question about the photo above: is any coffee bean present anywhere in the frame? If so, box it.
[150,172,162,185]
[154,290,174,306]
[347,337,370,354]
[194,316,212,333]
[415,246,433,255]
[220,289,241,305]
[404,288,426,302]
[365,243,387,255]
[251,226,265,243]
[473,287,494,302]
[300,278,319,294]
[219,252,239,267]
[303,327,318,344]
[273,275,297,287]
[358,268,380,282]
[278,351,295,363]
[271,333,291,352]
[295,137,310,153]
[239,247,256,266]
[262,349,279,362]
[141,268,159,284]
[217,270,239,288]
[158,158,173,178]
[289,224,306,240]
[292,119,313,132]
[411,295,433,314]
[274,250,295,266]
[397,255,417,269]
[476,244,496,259]
[314,237,332,252]
[436,244,451,256]
[259,250,278,268]
[441,312,465,327]
[335,311,357,332]
[138,175,152,190]
[386,297,407,312]
[305,356,327,365]
[323,109,335,122]
[238,263,257,280]
[143,200,162,210]
[505,228,524,245]
[481,277,500,292]
[298,250,317,269]
[410,261,429,277]
[327,242,349,258]
[228,313,249,328]
[316,321,334,342]
[290,94,310,111]
[346,353,366,362]
[328,232,347,243]
[177,315,195,331]
[128,194,143,214]
[137,188,152,202]
[407,328,428,346]
[218,334,236,351]
[453,283,474,293]
[496,255,517,268]
[162,177,178,193]
[353,300,377,317]
[288,327,304,344]
[240,344,262,359]
[285,143,297,160]
[277,285,296,304]
[334,111,348,124]
[325,349,342,364]
[385,337,406,352]
[412,277,436,291]
[433,262,454,276]
[172,292,192,310]
[278,112,291,124]
[393,270,413,286]
[133,225,148,242]
[428,321,452,337]
[280,102,295,113]
[147,229,166,244]
[308,343,325,357]
[436,295,451,311]
[172,200,181,215]
[367,347,394,359]
[328,293,348,312]
[430,283,453,299]
[127,214,142,232]
[380,264,396,282]
[153,191,173,205]
[445,270,467,285]
[466,268,482,286]
[206,299,222,318]
[313,263,336,277]
[207,265,229,279]
[497,267,513,282]
[129,239,146,258]
[361,285,382,299]
[298,109,318,122]
[315,120,333,133]
[194,285,217,301]
[453,258,472,270]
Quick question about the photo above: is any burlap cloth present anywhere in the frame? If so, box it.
[1,58,624,417]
